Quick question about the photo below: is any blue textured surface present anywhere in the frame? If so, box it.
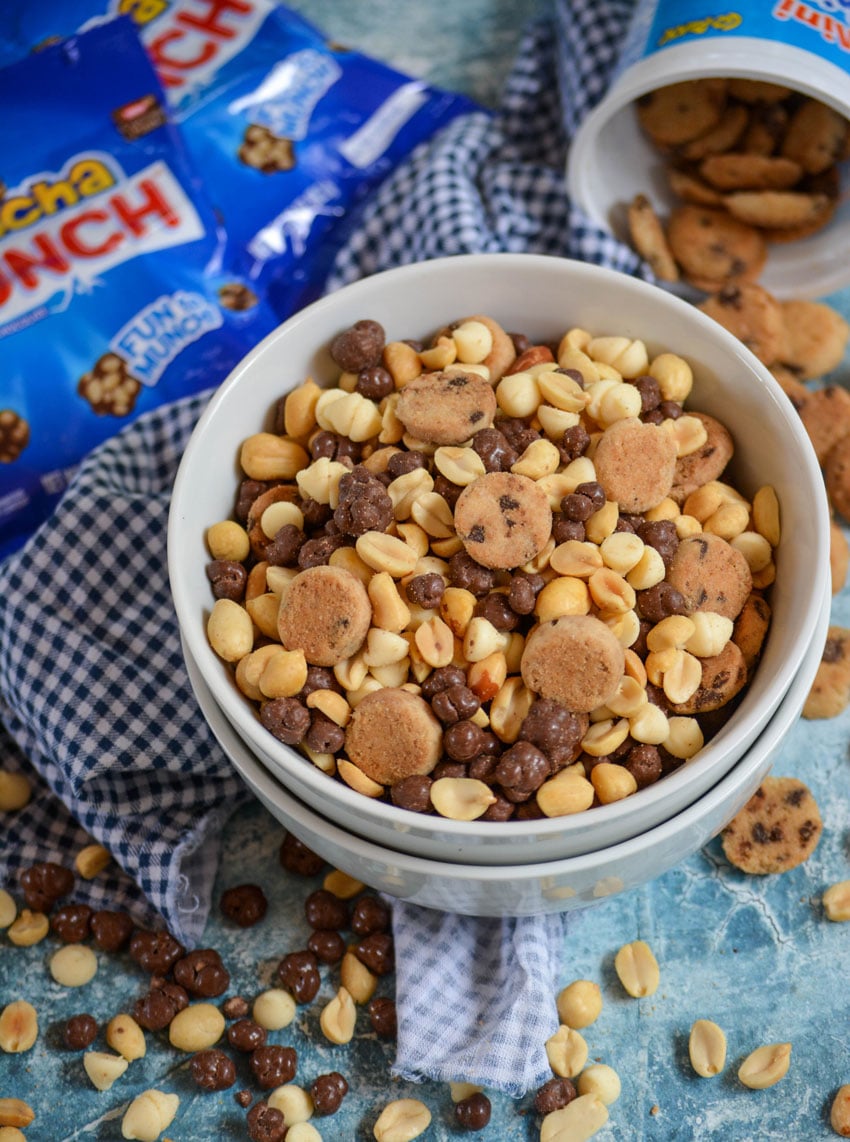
[4,3,850,1141]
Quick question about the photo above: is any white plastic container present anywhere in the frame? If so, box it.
[566,0,850,299]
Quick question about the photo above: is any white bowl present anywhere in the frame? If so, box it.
[181,579,827,915]
[169,253,829,866]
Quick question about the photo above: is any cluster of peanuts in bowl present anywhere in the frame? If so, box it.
[203,312,780,823]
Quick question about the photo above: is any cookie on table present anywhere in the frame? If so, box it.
[803,626,850,719]
[775,299,850,381]
[769,364,808,410]
[824,435,850,523]
[831,520,849,595]
[794,386,850,464]
[697,283,782,364]
[721,775,822,874]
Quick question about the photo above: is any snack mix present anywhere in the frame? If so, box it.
[204,313,779,822]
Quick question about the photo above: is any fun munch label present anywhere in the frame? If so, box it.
[230,48,342,140]
[620,0,850,72]
[111,289,223,386]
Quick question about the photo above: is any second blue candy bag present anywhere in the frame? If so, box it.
[0,1,478,318]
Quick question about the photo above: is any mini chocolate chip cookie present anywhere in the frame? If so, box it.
[671,411,734,503]
[697,283,783,365]
[627,194,679,282]
[803,626,850,719]
[345,689,443,784]
[775,299,850,380]
[667,205,766,290]
[592,418,677,513]
[277,565,372,666]
[395,370,497,445]
[454,471,552,570]
[721,776,822,874]
[636,78,727,146]
[668,639,748,714]
[667,533,752,621]
[520,614,625,713]
[732,593,772,673]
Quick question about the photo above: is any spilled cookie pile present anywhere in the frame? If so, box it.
[627,79,848,286]
[623,77,850,731]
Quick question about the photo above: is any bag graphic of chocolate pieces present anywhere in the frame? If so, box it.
[0,16,278,560]
[0,2,478,319]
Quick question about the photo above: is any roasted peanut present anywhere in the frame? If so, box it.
[738,1042,791,1089]
[689,1019,727,1078]
[614,940,659,997]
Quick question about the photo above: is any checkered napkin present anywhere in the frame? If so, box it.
[0,393,240,947]
[0,0,647,1093]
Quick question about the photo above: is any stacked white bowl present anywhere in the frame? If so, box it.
[168,255,830,914]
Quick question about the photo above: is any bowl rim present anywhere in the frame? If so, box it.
[169,252,831,842]
[182,569,828,879]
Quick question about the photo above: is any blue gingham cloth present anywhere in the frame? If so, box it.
[0,0,646,1093]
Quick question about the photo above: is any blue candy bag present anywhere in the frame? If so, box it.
[0,17,278,560]
[0,2,477,316]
